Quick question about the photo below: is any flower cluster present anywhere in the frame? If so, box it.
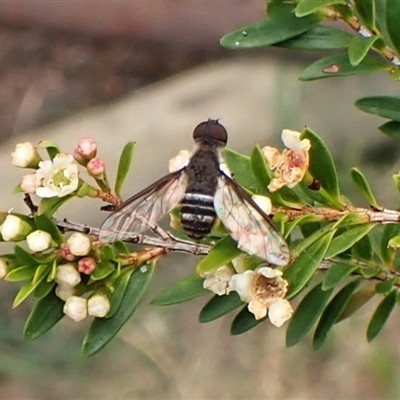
[203,257,293,327]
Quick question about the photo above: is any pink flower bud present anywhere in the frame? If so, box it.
[60,243,76,261]
[63,296,88,322]
[78,257,97,275]
[86,158,105,178]
[21,173,41,194]
[75,137,97,161]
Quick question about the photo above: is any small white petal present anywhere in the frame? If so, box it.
[268,299,293,327]
[227,270,255,303]
[203,266,233,295]
[257,266,283,279]
[248,300,268,320]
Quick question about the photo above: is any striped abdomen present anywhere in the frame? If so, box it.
[180,192,216,240]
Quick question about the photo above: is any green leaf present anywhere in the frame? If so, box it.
[199,292,243,323]
[299,54,389,81]
[24,289,65,340]
[100,244,115,261]
[348,36,380,66]
[337,287,375,322]
[107,268,134,318]
[222,148,262,193]
[33,279,55,300]
[90,261,115,281]
[375,278,397,295]
[355,96,400,121]
[37,195,75,217]
[366,290,397,342]
[152,274,208,306]
[322,262,358,290]
[277,25,352,50]
[14,244,38,265]
[313,279,361,349]
[385,0,400,58]
[350,167,379,208]
[325,223,375,259]
[284,214,324,238]
[37,140,61,160]
[286,282,334,347]
[34,214,64,245]
[220,2,321,49]
[13,265,49,307]
[285,230,335,298]
[196,236,241,275]
[115,142,135,197]
[295,0,346,17]
[82,263,155,356]
[5,265,36,282]
[230,307,263,335]
[379,120,400,138]
[354,0,375,29]
[301,127,343,208]
[352,234,373,261]
[380,224,400,265]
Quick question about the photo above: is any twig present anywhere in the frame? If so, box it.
[55,218,211,256]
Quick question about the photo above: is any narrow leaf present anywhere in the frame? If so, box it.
[199,292,243,323]
[37,140,61,160]
[37,195,74,217]
[385,0,400,58]
[196,236,241,276]
[107,268,134,318]
[33,280,55,300]
[300,54,389,81]
[277,25,352,50]
[322,262,358,290]
[14,244,38,265]
[295,0,346,17]
[24,289,65,340]
[115,142,135,197]
[230,307,263,335]
[348,36,380,66]
[5,265,36,282]
[338,286,375,321]
[366,290,397,342]
[375,278,397,295]
[285,230,335,298]
[313,279,361,349]
[379,120,400,138]
[221,3,321,50]
[34,214,64,245]
[152,274,208,306]
[90,261,115,281]
[355,96,400,121]
[13,265,48,307]
[354,0,375,29]
[286,283,334,347]
[380,224,400,265]
[352,234,373,261]
[350,167,379,208]
[82,263,155,356]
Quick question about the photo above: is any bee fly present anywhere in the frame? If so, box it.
[99,119,290,266]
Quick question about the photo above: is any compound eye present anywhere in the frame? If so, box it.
[193,120,228,145]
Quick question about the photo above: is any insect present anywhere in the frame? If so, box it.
[99,119,290,266]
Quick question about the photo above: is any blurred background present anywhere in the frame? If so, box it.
[1,2,400,399]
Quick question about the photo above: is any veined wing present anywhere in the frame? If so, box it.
[214,172,290,266]
[99,169,187,243]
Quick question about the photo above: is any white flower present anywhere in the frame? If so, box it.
[88,294,111,317]
[169,149,191,172]
[21,173,41,194]
[0,258,9,279]
[203,265,234,295]
[55,284,77,301]
[26,230,53,252]
[11,142,41,168]
[35,154,79,198]
[262,129,311,192]
[67,233,91,256]
[227,266,293,326]
[63,296,88,322]
[0,215,32,241]
[55,263,81,287]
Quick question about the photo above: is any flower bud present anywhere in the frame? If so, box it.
[0,258,9,279]
[55,263,81,287]
[60,243,76,261]
[88,294,111,318]
[67,233,91,256]
[78,257,97,275]
[21,173,41,194]
[75,138,97,162]
[0,215,32,242]
[11,142,41,168]
[26,230,53,252]
[86,157,105,178]
[55,284,76,301]
[63,296,88,322]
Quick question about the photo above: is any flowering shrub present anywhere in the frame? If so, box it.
[2,0,400,355]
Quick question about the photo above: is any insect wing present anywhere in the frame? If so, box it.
[99,169,187,243]
[214,173,290,266]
